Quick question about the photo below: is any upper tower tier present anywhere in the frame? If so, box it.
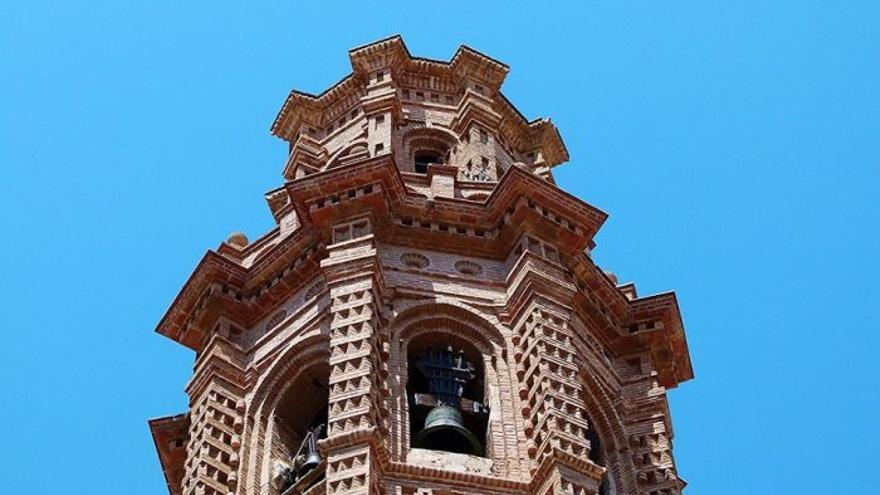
[155,37,691,396]
[270,35,568,190]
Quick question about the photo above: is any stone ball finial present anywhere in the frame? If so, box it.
[604,271,618,284]
[227,231,249,248]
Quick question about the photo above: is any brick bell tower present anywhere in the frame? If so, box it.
[149,36,694,495]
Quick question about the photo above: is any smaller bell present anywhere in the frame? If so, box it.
[298,450,322,476]
[413,405,482,456]
[296,423,323,477]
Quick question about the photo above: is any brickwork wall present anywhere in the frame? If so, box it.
[172,240,687,495]
[183,330,246,495]
[320,218,388,495]
[154,36,691,495]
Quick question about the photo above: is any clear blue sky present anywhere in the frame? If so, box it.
[2,2,877,493]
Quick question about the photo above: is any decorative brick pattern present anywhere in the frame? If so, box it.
[181,332,246,495]
[321,218,388,495]
[514,304,591,466]
[150,36,694,495]
[622,383,685,495]
[183,384,244,495]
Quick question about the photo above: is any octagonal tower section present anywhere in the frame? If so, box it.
[150,35,694,495]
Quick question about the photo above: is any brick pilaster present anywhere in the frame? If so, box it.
[513,301,602,495]
[320,217,388,495]
[621,358,684,495]
[182,330,247,495]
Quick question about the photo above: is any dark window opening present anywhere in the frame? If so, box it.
[274,363,330,493]
[407,337,488,457]
[414,151,441,174]
[586,418,613,495]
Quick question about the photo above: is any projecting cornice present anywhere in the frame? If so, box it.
[282,156,606,255]
[148,413,188,495]
[154,228,322,350]
[156,156,690,389]
[157,155,608,343]
[626,291,694,387]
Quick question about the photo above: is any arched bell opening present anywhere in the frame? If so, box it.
[270,361,330,493]
[405,332,489,457]
[586,416,616,495]
[401,127,458,174]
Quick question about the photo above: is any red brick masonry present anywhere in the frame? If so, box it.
[149,35,693,495]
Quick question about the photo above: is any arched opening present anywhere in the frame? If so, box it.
[586,417,615,495]
[402,126,457,175]
[414,151,442,174]
[271,361,329,493]
[406,332,489,457]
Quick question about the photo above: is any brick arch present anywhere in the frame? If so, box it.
[389,298,507,350]
[325,138,370,170]
[563,315,637,494]
[579,372,636,495]
[240,333,330,495]
[250,333,330,411]
[400,125,461,171]
[563,316,634,493]
[385,300,522,476]
[400,125,460,148]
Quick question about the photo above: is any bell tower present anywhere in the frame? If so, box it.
[149,36,694,495]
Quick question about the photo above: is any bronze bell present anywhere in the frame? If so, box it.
[297,450,322,476]
[296,423,323,477]
[413,405,483,456]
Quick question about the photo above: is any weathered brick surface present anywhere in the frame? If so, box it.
[149,36,694,495]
